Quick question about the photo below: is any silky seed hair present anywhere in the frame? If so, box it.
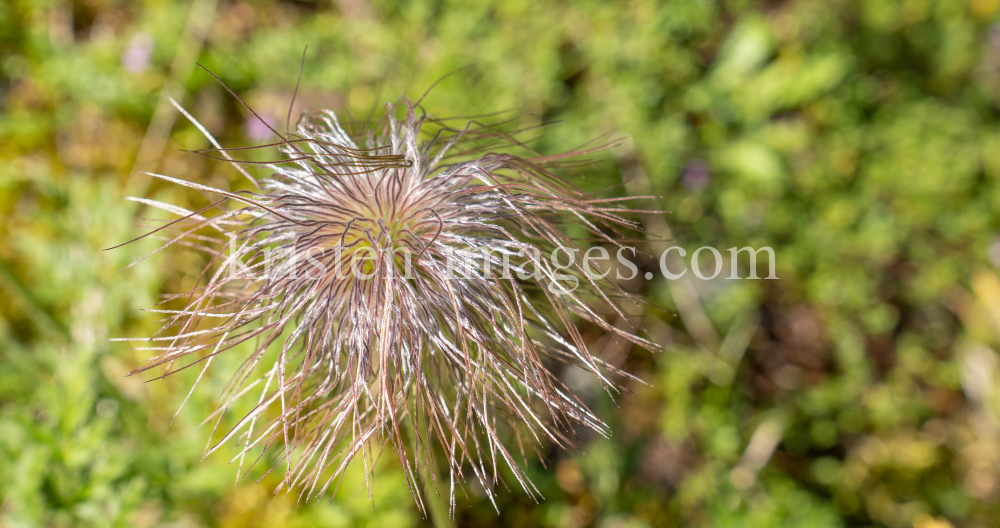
[114,81,659,515]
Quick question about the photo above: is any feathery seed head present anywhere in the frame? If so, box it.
[120,94,658,514]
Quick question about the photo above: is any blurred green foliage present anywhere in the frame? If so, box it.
[3,0,1000,526]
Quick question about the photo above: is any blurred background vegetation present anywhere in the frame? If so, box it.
[2,0,1000,526]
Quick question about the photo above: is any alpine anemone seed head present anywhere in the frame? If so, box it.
[119,94,659,514]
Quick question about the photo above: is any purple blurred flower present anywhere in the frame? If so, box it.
[243,114,277,141]
[681,159,711,192]
[989,236,1000,268]
[121,33,153,73]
